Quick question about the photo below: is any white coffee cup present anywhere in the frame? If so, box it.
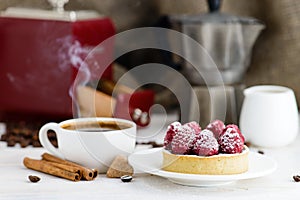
[39,117,136,173]
[239,85,299,148]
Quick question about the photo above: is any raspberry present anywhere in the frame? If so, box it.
[206,119,225,139]
[171,124,197,154]
[218,125,244,154]
[184,121,201,134]
[226,124,245,143]
[193,129,219,156]
[163,122,181,150]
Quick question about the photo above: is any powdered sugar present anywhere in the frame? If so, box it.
[164,122,182,150]
[184,121,201,134]
[218,127,244,154]
[170,124,197,154]
[193,129,219,156]
[164,120,245,156]
[206,120,225,139]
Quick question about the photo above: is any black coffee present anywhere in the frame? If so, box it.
[61,121,132,132]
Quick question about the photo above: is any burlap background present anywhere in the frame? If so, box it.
[155,0,300,107]
[1,0,300,106]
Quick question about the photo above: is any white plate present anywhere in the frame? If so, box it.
[128,148,277,187]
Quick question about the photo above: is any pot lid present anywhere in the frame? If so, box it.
[0,0,102,21]
[1,7,101,21]
[170,0,263,25]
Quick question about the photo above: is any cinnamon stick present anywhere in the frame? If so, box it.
[23,157,81,181]
[46,162,82,175]
[41,153,97,180]
[91,168,99,179]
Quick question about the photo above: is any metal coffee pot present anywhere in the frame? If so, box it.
[169,0,265,126]
[170,0,265,85]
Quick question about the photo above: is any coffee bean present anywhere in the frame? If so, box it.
[28,175,41,183]
[293,175,300,182]
[121,175,132,183]
[258,150,264,154]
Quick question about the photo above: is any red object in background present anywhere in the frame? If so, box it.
[0,16,115,121]
[114,90,155,127]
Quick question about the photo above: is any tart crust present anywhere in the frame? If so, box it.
[162,145,249,175]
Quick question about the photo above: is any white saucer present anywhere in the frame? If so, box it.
[128,148,277,187]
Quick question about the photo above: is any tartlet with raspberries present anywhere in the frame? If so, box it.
[162,120,249,175]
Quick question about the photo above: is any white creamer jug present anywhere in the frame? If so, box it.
[239,85,299,147]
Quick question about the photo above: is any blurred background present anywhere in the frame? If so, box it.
[0,0,299,99]
[0,0,299,147]
[0,0,299,125]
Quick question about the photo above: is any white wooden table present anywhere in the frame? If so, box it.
[0,114,300,200]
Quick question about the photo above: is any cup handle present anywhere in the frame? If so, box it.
[39,122,64,159]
